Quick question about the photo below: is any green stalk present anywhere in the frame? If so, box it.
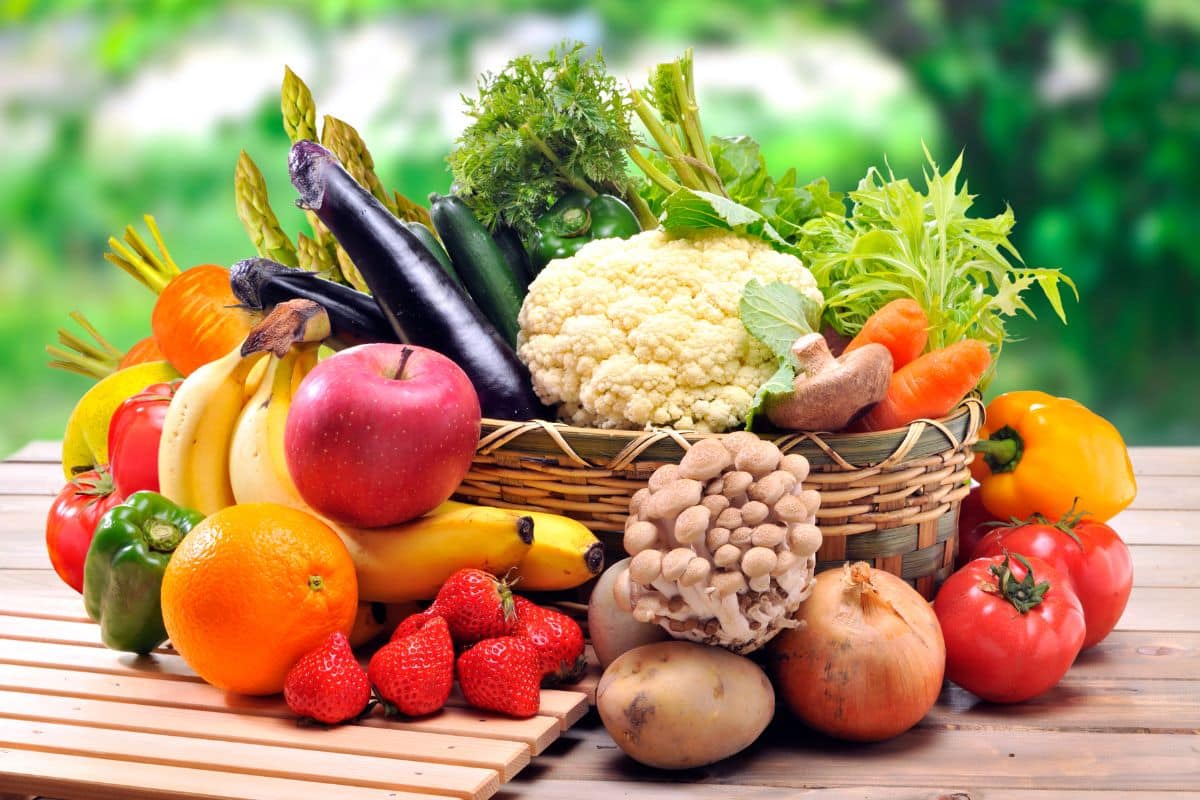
[46,311,125,380]
[671,54,724,196]
[104,217,181,295]
[624,187,659,230]
[627,147,682,196]
[235,151,300,267]
[629,88,704,190]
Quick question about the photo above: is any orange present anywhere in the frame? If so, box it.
[161,502,358,695]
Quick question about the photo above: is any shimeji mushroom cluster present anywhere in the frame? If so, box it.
[615,433,823,654]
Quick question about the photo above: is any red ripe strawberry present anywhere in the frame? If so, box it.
[283,632,371,725]
[513,596,586,686]
[457,637,542,718]
[369,615,454,717]
[429,569,517,644]
[389,609,442,643]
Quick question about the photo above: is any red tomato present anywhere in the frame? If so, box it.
[934,554,1086,703]
[107,380,179,498]
[972,513,1133,650]
[955,483,1005,570]
[45,467,122,593]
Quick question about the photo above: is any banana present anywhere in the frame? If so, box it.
[228,345,319,507]
[442,501,605,591]
[158,346,266,516]
[348,600,422,648]
[328,504,536,603]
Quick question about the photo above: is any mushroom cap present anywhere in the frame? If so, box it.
[765,336,893,432]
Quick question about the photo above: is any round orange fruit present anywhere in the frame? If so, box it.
[161,502,358,695]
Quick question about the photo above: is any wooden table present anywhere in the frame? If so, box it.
[1,442,1197,799]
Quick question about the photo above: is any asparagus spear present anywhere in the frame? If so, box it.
[234,151,299,267]
[281,66,318,143]
[321,115,398,215]
[296,232,336,277]
[281,67,346,280]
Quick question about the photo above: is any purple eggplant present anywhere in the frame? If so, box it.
[288,140,547,421]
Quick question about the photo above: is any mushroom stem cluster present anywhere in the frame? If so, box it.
[616,433,823,653]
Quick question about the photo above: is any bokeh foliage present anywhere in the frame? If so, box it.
[1,0,1196,457]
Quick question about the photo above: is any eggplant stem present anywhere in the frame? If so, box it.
[241,298,332,357]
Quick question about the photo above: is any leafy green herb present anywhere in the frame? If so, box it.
[709,136,845,242]
[799,146,1077,361]
[448,42,652,237]
[628,51,843,253]
[738,279,822,428]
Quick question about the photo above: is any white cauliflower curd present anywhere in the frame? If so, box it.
[517,229,823,432]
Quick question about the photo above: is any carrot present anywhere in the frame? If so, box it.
[118,335,164,369]
[106,216,257,376]
[151,264,256,375]
[843,299,929,369]
[856,339,991,432]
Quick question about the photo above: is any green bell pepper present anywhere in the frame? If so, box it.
[529,191,641,273]
[83,491,203,655]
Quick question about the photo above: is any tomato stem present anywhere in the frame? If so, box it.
[990,552,1050,613]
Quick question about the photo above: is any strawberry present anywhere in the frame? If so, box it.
[369,614,454,717]
[283,632,371,725]
[389,609,442,643]
[456,636,542,719]
[429,569,517,644]
[513,596,586,686]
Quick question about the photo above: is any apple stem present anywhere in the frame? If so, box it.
[395,346,414,380]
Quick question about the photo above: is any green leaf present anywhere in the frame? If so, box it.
[798,147,1076,355]
[739,278,821,363]
[661,189,795,251]
[744,361,794,431]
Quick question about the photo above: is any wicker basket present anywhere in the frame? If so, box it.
[452,398,985,599]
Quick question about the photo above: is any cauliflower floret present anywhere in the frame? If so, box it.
[517,228,823,432]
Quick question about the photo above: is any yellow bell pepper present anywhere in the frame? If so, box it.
[970,391,1136,523]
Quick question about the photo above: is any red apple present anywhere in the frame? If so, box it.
[284,343,481,528]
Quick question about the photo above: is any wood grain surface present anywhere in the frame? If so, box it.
[0,444,1196,798]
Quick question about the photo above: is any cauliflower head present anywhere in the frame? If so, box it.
[517,228,823,432]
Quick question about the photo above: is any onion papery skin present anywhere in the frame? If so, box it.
[766,562,946,742]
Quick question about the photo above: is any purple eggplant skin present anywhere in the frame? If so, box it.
[229,257,398,349]
[288,140,548,422]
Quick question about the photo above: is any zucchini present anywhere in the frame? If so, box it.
[229,257,397,347]
[492,223,533,288]
[429,194,524,348]
[288,141,547,421]
[401,220,461,286]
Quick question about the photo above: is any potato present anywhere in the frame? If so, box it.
[596,641,775,769]
[587,558,668,667]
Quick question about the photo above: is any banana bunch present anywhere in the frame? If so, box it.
[158,346,272,515]
[158,300,605,602]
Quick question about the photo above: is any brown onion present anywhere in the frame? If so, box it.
[766,562,945,741]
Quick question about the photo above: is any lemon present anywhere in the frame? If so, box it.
[61,360,181,479]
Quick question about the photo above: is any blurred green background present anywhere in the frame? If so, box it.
[2,0,1197,458]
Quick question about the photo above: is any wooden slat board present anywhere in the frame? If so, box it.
[2,444,1198,799]
[0,448,589,800]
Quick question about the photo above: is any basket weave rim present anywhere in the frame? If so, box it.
[476,397,985,473]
